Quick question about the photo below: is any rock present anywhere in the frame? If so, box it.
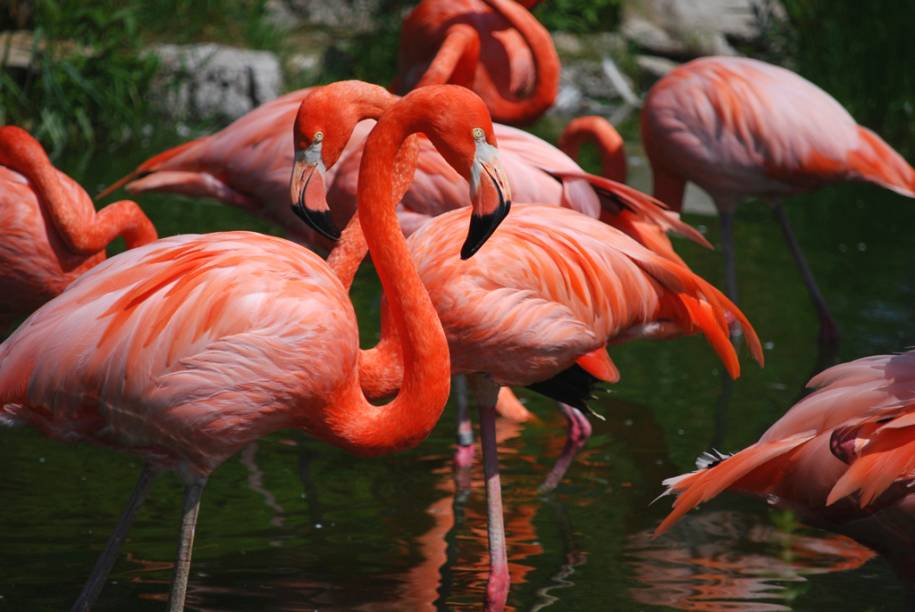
[635,54,679,81]
[151,44,283,121]
[550,31,635,117]
[622,0,782,57]
[266,0,386,32]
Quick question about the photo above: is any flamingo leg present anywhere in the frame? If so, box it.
[718,209,738,305]
[454,374,475,489]
[539,404,592,494]
[771,201,840,345]
[168,477,207,612]
[70,464,157,612]
[470,374,509,611]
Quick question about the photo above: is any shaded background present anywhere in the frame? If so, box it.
[1,1,915,610]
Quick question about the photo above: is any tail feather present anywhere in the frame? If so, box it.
[676,293,740,379]
[848,127,915,198]
[827,422,915,507]
[552,170,714,250]
[654,435,812,537]
[95,137,205,201]
[495,388,537,423]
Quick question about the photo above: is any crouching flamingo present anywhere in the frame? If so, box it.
[656,350,915,585]
[0,86,510,611]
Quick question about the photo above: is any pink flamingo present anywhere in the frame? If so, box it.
[0,126,156,331]
[655,350,915,584]
[641,56,915,342]
[294,126,764,607]
[0,86,510,611]
[392,0,558,125]
[291,80,711,489]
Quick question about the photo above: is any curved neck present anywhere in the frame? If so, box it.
[415,24,480,90]
[473,0,560,124]
[651,166,687,213]
[559,116,627,182]
[323,108,451,456]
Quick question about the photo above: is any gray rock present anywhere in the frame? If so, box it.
[152,44,283,121]
[635,54,679,80]
[622,0,782,57]
[550,31,635,117]
[266,0,386,32]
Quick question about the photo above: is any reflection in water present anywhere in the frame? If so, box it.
[627,511,874,612]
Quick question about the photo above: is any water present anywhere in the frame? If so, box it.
[1,117,914,611]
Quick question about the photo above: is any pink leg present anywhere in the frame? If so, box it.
[453,375,475,489]
[469,375,509,611]
[539,404,592,494]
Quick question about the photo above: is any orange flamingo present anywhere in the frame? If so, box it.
[641,56,915,342]
[0,86,510,611]
[0,126,157,331]
[392,0,559,125]
[655,350,915,585]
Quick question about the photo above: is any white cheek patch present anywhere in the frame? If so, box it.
[470,137,501,197]
[302,139,326,173]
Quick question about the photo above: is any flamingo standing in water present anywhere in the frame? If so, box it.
[641,56,915,342]
[392,0,559,125]
[655,350,915,584]
[291,80,712,490]
[0,126,156,331]
[0,86,511,612]
[292,101,764,606]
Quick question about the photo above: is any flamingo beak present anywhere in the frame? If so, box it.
[462,156,512,259]
[290,149,339,241]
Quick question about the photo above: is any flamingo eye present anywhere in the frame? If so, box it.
[313,131,324,143]
[471,127,485,142]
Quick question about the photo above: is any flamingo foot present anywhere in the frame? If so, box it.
[539,404,592,494]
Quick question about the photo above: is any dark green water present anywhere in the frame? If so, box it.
[1,114,914,611]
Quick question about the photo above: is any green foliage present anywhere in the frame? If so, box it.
[777,0,915,157]
[532,0,621,33]
[132,0,280,51]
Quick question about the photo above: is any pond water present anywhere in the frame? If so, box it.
[1,110,914,611]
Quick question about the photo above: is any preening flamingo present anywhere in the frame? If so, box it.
[291,80,710,489]
[641,56,915,342]
[392,0,559,125]
[0,126,156,331]
[655,350,915,584]
[296,152,764,607]
[0,86,511,611]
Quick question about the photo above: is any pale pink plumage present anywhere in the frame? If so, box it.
[656,350,915,581]
[642,56,915,210]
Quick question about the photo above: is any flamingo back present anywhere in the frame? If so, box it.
[0,232,358,472]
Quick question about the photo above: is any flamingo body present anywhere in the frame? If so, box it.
[0,232,358,473]
[656,350,915,580]
[643,56,915,210]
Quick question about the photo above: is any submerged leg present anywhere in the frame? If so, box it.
[718,209,743,342]
[469,375,509,611]
[453,374,475,489]
[539,404,592,494]
[771,202,839,346]
[71,465,158,612]
[168,477,207,612]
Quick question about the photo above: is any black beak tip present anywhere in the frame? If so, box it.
[291,203,341,241]
[460,199,511,260]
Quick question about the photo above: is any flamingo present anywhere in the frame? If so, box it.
[655,350,915,585]
[294,123,764,606]
[0,126,157,331]
[641,56,915,342]
[392,0,559,125]
[0,86,511,611]
[291,80,713,488]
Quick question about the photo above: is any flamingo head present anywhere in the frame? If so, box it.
[462,125,512,258]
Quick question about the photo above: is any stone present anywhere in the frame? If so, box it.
[635,54,679,80]
[151,44,283,121]
[266,0,386,32]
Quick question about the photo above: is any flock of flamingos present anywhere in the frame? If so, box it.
[3,0,915,609]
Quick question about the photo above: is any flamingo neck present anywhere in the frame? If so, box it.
[473,0,560,124]
[324,109,451,456]
[415,24,481,90]
[651,167,687,213]
[559,116,628,182]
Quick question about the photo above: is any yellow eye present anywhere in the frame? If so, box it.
[472,127,485,141]
[313,131,324,143]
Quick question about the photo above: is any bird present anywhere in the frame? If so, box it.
[295,144,765,608]
[559,115,627,184]
[0,125,157,332]
[291,80,712,492]
[101,81,702,261]
[641,56,915,343]
[655,349,915,585]
[391,0,559,125]
[0,86,511,612]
